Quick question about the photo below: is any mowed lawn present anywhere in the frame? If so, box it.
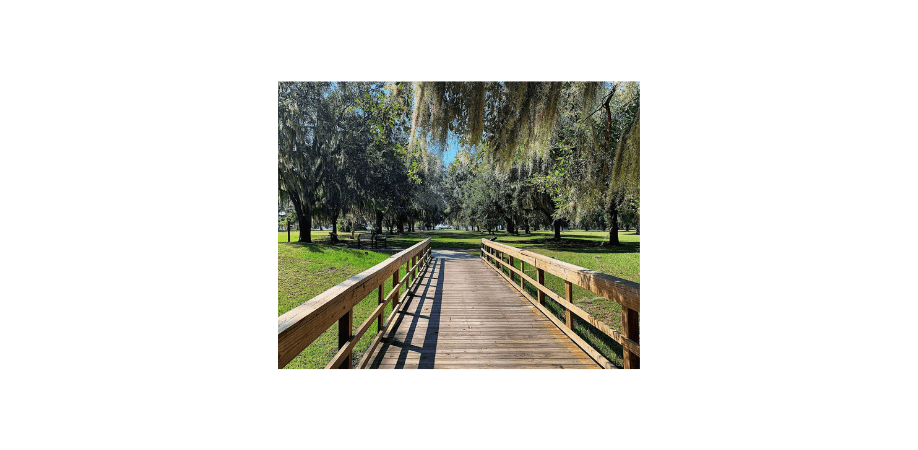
[279,228,639,368]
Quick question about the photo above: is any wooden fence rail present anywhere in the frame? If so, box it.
[480,239,640,369]
[278,238,432,369]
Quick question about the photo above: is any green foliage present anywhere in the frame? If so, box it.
[279,81,448,240]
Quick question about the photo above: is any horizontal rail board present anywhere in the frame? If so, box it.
[482,258,617,369]
[278,239,430,368]
[357,250,433,369]
[483,239,640,313]
[483,252,640,357]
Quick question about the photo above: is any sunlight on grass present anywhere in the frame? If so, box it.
[279,242,403,369]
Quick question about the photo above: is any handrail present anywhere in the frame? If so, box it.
[480,239,640,369]
[278,238,432,369]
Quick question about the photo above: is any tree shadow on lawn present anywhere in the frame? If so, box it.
[279,242,333,253]
[515,238,639,255]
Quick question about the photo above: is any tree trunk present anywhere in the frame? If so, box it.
[287,190,310,243]
[375,210,383,234]
[553,219,561,240]
[330,211,339,243]
[524,219,530,235]
[608,199,620,245]
[301,205,312,243]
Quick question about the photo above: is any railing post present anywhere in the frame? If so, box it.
[537,268,545,306]
[622,307,639,369]
[338,308,353,369]
[392,269,399,308]
[377,283,384,333]
[509,255,515,281]
[519,259,525,290]
[565,281,574,329]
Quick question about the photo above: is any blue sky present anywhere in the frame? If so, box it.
[440,134,460,166]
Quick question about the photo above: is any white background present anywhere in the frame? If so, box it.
[1,1,916,448]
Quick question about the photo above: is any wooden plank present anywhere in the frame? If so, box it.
[373,363,600,369]
[482,257,617,369]
[363,248,601,369]
[481,254,640,357]
[278,238,430,368]
[327,292,392,369]
[357,248,433,369]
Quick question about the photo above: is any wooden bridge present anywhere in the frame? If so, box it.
[278,238,640,369]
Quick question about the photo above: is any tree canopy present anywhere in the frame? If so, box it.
[278,81,638,244]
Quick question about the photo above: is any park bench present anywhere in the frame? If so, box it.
[357,233,373,249]
[357,233,387,249]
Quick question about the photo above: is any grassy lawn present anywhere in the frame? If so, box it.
[279,228,639,368]
[279,241,408,369]
[278,229,334,242]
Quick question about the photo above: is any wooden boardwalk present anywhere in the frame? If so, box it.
[365,250,601,369]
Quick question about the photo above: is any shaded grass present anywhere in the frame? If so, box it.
[279,242,411,369]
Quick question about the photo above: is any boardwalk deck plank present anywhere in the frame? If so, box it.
[365,250,602,369]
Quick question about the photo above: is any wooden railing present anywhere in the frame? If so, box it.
[480,239,640,369]
[278,238,433,369]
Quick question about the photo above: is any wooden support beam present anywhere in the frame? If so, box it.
[337,308,353,369]
[392,270,399,308]
[480,243,640,358]
[537,268,545,306]
[278,238,430,369]
[356,248,434,369]
[377,283,384,332]
[565,281,574,329]
[622,307,640,369]
[481,257,616,369]
[520,259,525,290]
[482,239,639,313]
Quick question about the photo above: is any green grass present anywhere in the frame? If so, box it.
[279,241,410,369]
[279,228,639,368]
[278,229,335,242]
